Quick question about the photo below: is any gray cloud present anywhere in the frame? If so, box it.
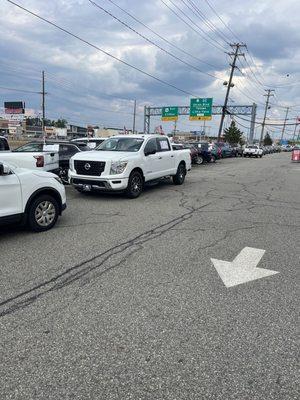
[0,0,299,135]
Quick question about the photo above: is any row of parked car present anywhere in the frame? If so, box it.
[171,141,285,163]
[0,134,296,233]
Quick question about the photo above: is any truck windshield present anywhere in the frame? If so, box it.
[96,137,144,152]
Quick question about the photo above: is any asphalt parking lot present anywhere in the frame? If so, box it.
[0,153,299,400]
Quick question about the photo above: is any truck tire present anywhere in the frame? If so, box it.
[27,194,59,232]
[126,170,143,198]
[173,163,186,185]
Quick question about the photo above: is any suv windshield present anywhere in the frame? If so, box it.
[96,137,144,152]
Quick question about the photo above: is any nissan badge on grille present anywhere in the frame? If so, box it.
[84,163,91,171]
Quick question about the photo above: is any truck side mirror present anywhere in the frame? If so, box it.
[0,163,10,176]
[145,149,156,156]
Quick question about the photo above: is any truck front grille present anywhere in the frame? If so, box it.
[74,160,106,176]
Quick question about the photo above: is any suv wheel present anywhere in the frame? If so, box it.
[173,164,186,185]
[27,195,59,232]
[126,171,143,198]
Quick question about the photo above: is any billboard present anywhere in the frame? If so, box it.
[4,101,25,114]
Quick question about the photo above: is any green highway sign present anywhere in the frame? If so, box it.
[189,98,213,121]
[162,106,178,121]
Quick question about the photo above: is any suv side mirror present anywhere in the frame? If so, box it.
[0,162,10,176]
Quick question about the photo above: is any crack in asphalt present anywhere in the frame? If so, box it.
[0,201,212,318]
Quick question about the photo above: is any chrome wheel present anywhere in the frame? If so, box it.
[35,201,56,227]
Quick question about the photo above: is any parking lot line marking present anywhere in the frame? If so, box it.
[211,247,279,288]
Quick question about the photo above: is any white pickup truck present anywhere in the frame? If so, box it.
[0,141,59,172]
[69,135,191,198]
[0,160,66,231]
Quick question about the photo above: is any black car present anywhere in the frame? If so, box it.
[13,140,90,182]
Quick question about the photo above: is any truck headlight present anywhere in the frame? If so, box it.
[69,159,75,172]
[110,161,128,175]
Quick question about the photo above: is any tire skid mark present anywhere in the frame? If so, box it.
[0,202,211,318]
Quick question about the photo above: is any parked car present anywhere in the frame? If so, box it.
[0,136,10,151]
[231,144,243,157]
[71,137,107,149]
[189,142,214,164]
[0,142,59,172]
[214,142,233,158]
[208,143,222,159]
[243,145,263,158]
[172,143,199,165]
[69,135,191,198]
[8,141,90,182]
[281,145,292,152]
[0,161,66,231]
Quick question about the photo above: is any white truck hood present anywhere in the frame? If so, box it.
[72,150,138,162]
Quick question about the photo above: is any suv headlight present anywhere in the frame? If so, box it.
[110,161,128,175]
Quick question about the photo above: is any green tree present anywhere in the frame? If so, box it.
[54,118,67,128]
[223,121,244,144]
[263,133,273,146]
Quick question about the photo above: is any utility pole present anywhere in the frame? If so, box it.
[260,89,274,144]
[218,43,246,141]
[41,70,45,138]
[292,118,299,142]
[132,99,137,134]
[173,119,177,137]
[280,106,289,141]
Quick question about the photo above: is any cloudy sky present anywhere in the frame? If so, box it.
[1,0,300,139]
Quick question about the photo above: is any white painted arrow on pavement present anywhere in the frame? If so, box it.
[211,247,279,288]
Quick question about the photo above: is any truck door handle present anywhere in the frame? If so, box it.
[171,155,174,158]
[158,156,162,159]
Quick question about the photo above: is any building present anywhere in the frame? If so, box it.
[94,127,133,138]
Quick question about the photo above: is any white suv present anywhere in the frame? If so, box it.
[243,145,263,158]
[0,161,66,232]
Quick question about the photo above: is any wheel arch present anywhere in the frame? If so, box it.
[25,187,63,216]
[129,167,145,181]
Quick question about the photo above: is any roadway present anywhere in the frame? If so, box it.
[0,153,299,399]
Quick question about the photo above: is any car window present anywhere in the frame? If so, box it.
[144,138,158,154]
[13,143,43,152]
[59,145,76,155]
[157,138,170,152]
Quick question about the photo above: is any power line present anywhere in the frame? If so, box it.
[203,0,240,42]
[88,0,222,80]
[0,85,40,94]
[181,0,231,44]
[160,0,227,52]
[105,0,222,70]
[6,0,199,98]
